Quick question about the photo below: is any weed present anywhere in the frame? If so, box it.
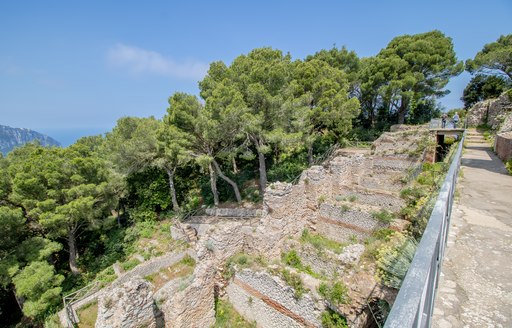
[321,309,348,328]
[300,229,346,254]
[280,268,307,299]
[282,250,302,268]
[348,195,357,202]
[317,195,327,206]
[180,254,196,266]
[120,258,141,271]
[318,281,350,306]
[206,239,215,252]
[214,298,257,328]
[372,209,395,224]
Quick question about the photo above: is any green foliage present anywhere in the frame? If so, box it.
[180,254,196,267]
[358,30,463,124]
[375,232,417,289]
[372,228,396,241]
[466,34,512,80]
[281,250,302,269]
[372,209,395,224]
[12,261,64,318]
[120,258,141,271]
[318,281,349,306]
[462,74,511,109]
[300,229,346,254]
[223,253,256,280]
[280,268,306,299]
[214,298,257,328]
[506,159,512,175]
[321,309,349,328]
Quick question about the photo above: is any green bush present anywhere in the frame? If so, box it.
[376,232,417,289]
[506,159,512,175]
[280,268,306,299]
[223,252,255,280]
[372,209,395,224]
[180,254,196,267]
[281,250,302,268]
[321,309,348,328]
[318,281,349,306]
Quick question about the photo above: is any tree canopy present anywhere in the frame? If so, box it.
[358,30,463,124]
[466,34,512,80]
[461,74,511,108]
[1,29,482,325]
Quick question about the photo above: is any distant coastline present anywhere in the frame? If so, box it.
[36,127,112,147]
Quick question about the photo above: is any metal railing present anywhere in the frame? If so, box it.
[62,281,100,327]
[384,132,465,328]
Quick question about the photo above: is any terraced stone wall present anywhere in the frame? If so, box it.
[226,269,324,328]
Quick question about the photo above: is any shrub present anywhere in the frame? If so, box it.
[506,159,512,175]
[318,281,349,306]
[223,252,255,280]
[281,250,302,268]
[180,254,196,267]
[375,232,417,289]
[280,269,306,299]
[372,209,395,224]
[301,229,345,254]
[321,309,348,328]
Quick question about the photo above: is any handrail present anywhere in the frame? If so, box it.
[384,132,465,328]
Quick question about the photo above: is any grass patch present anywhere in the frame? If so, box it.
[120,258,141,271]
[300,229,346,254]
[214,298,256,328]
[222,252,264,280]
[77,301,98,328]
[144,255,196,290]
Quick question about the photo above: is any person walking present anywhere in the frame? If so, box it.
[452,112,460,128]
[441,113,447,128]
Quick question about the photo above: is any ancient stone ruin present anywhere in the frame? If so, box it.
[64,126,431,328]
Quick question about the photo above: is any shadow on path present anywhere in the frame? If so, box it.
[461,145,510,176]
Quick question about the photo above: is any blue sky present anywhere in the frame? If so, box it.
[1,1,511,146]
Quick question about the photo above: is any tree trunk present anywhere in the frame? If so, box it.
[257,149,267,196]
[212,159,242,203]
[165,167,180,211]
[68,228,80,275]
[13,289,23,313]
[232,157,238,174]
[308,144,314,166]
[398,98,408,124]
[208,163,219,206]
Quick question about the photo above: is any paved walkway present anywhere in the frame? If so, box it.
[433,130,512,328]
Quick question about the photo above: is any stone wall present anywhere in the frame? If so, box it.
[95,277,157,328]
[467,92,512,132]
[226,269,324,328]
[314,203,385,243]
[160,221,253,328]
[495,132,512,161]
[335,187,405,212]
